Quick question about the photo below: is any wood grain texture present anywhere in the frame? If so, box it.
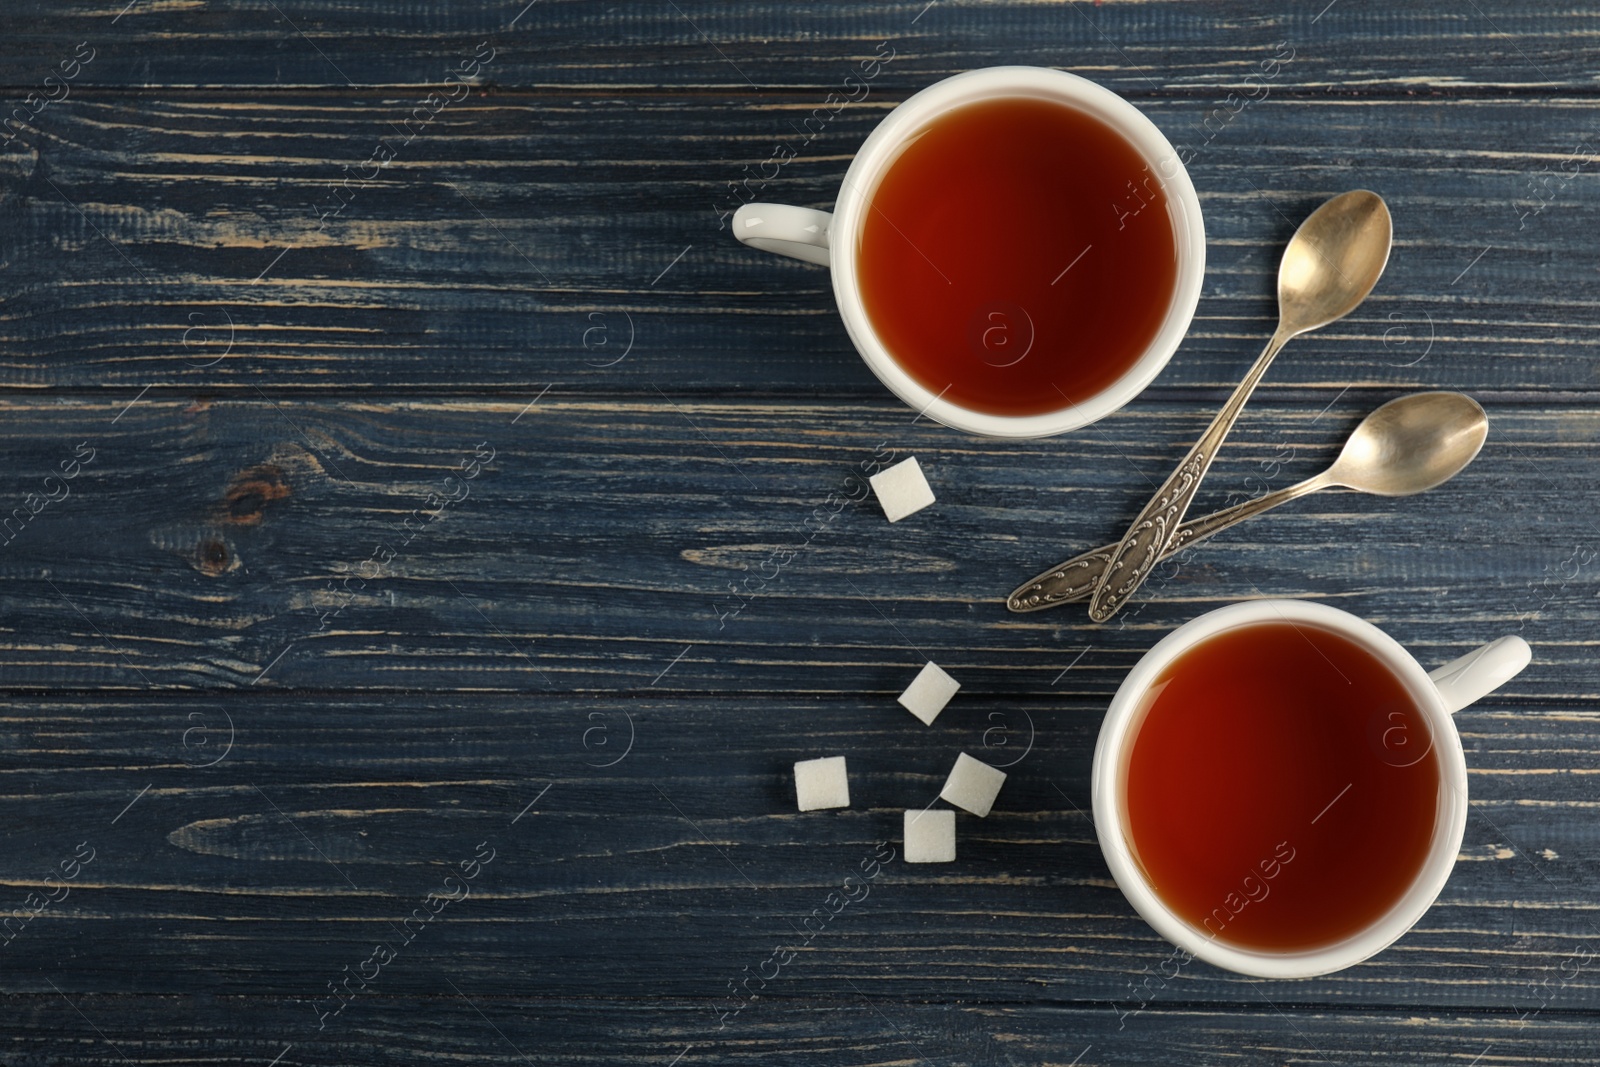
[3,0,1600,1061]
[0,1,1596,92]
[6,995,1600,1067]
[1,692,1597,1013]
[0,92,1598,394]
[0,396,1588,695]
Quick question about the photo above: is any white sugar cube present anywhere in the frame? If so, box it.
[898,660,960,725]
[794,755,850,811]
[869,456,935,523]
[939,752,1007,818]
[903,808,955,863]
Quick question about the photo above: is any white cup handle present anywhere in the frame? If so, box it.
[732,203,833,267]
[1427,635,1532,715]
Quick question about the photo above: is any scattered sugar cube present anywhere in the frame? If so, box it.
[794,755,850,811]
[898,660,960,725]
[939,752,1007,818]
[904,808,956,863]
[869,456,935,523]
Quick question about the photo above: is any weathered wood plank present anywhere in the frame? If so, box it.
[0,692,1596,1013]
[0,1,1595,93]
[0,395,1589,696]
[2,94,1599,393]
[6,996,1599,1067]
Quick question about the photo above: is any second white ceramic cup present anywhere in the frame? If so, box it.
[1091,599,1532,978]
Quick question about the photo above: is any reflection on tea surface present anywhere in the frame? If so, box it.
[857,96,1179,417]
[1123,621,1441,952]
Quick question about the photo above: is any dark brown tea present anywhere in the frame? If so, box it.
[1123,621,1443,952]
[856,95,1179,418]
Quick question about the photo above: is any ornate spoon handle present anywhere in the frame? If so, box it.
[1006,470,1333,611]
[1086,327,1293,622]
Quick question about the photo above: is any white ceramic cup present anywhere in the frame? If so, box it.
[1091,599,1532,978]
[732,65,1206,439]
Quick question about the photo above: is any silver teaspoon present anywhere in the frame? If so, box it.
[1087,190,1394,622]
[1007,391,1486,613]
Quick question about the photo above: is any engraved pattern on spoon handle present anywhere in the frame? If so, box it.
[1005,473,1330,611]
[1006,523,1213,610]
[1087,329,1292,622]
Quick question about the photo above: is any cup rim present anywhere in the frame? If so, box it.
[1089,599,1470,979]
[829,65,1206,439]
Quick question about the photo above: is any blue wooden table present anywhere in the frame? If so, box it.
[1,2,1597,1063]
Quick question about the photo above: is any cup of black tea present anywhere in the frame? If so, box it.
[1092,599,1531,977]
[732,66,1205,438]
